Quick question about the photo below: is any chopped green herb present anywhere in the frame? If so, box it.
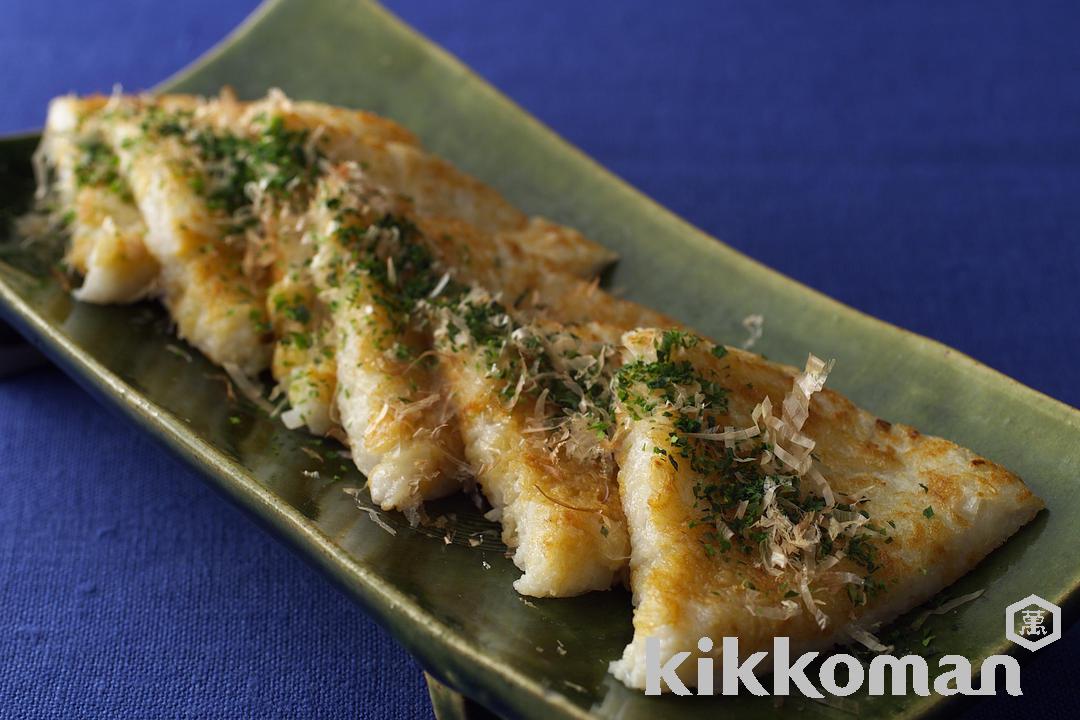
[73,138,132,202]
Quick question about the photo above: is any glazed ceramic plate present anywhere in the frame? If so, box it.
[1,1,1077,718]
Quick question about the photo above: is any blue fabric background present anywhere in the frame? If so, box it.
[2,1,1078,717]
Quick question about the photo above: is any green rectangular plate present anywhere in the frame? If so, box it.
[1,1,1077,718]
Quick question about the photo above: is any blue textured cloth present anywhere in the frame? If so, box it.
[2,1,1078,718]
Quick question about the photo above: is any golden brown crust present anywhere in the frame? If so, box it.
[611,330,1044,688]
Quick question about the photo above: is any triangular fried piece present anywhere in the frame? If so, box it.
[609,328,1043,689]
[315,131,617,279]
[431,287,671,596]
[246,90,617,280]
[100,96,310,374]
[306,169,468,512]
[40,95,169,303]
